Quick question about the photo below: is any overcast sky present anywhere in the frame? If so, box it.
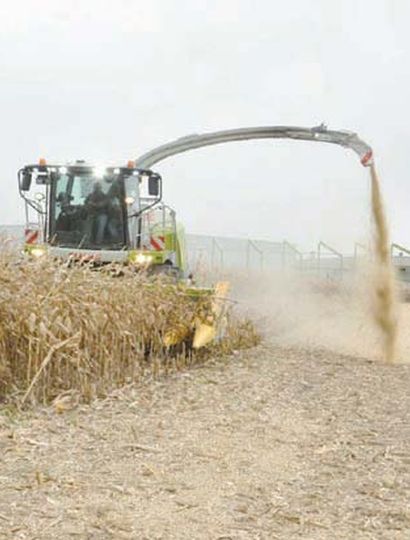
[1,0,409,251]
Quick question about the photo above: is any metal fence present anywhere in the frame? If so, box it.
[186,235,410,283]
[186,234,352,279]
[185,234,285,273]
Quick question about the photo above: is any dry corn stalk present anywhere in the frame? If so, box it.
[0,251,259,405]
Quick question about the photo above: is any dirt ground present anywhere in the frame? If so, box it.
[1,342,410,540]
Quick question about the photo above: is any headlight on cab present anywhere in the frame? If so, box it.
[30,247,46,258]
[134,253,153,265]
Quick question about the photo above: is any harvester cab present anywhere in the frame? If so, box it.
[18,160,185,275]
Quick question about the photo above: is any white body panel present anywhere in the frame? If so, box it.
[49,246,129,262]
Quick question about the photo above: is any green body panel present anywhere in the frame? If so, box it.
[127,250,170,265]
[163,231,174,251]
[24,244,47,255]
[175,224,187,273]
[138,222,187,274]
[184,286,213,298]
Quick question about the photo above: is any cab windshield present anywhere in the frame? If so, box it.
[49,171,129,250]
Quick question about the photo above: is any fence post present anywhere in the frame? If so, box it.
[211,237,223,270]
[317,241,344,278]
[282,240,303,271]
[246,240,263,271]
[353,242,367,267]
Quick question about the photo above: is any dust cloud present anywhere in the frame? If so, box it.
[229,165,402,363]
[231,265,408,362]
[232,269,379,360]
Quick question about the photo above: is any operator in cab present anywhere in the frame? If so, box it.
[105,178,123,243]
[84,182,109,245]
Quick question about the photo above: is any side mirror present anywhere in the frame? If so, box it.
[20,170,32,191]
[148,175,161,197]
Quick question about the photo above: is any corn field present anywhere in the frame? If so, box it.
[0,249,259,406]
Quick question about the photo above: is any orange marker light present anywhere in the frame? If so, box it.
[127,160,135,169]
[39,158,47,166]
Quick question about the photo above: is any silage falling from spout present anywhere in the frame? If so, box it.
[369,163,398,362]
